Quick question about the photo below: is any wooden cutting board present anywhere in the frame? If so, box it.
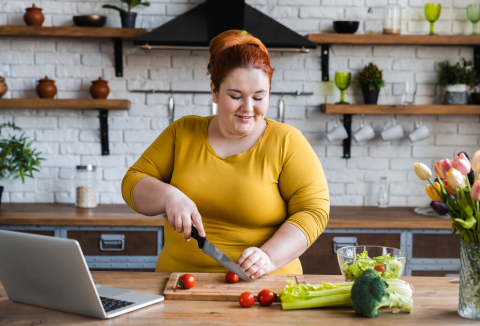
[164,273,306,301]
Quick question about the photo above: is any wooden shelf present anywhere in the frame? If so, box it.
[322,104,480,115]
[0,99,131,110]
[0,26,146,39]
[307,33,480,45]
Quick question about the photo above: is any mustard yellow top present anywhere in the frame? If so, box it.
[122,115,330,274]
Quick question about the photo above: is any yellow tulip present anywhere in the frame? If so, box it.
[446,168,466,192]
[425,183,442,201]
[414,162,432,181]
[472,150,480,172]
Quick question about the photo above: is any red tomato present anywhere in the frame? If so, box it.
[374,265,386,273]
[257,289,275,306]
[239,292,255,308]
[225,271,239,283]
[178,274,196,289]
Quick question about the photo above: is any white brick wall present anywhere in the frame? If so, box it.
[0,0,478,206]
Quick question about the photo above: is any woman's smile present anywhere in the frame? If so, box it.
[236,114,254,122]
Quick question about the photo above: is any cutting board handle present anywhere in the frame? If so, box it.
[191,226,206,249]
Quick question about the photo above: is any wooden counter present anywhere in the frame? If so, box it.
[0,271,472,325]
[0,204,451,229]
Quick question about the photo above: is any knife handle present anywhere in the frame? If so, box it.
[191,226,206,249]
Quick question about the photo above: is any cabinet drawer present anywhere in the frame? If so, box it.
[412,234,461,259]
[67,231,157,256]
[299,233,401,275]
[412,271,459,277]
[12,230,54,237]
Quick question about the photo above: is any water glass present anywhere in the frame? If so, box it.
[403,82,416,105]
[335,72,351,105]
[377,177,390,209]
[425,3,441,35]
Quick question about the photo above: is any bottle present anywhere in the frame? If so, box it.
[75,165,97,208]
[377,177,390,209]
[383,0,402,35]
[365,8,375,34]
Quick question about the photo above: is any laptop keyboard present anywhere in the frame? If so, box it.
[100,296,135,313]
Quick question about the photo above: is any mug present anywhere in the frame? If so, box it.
[408,118,430,142]
[326,115,348,142]
[353,115,375,143]
[381,117,404,141]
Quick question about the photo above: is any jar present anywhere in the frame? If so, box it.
[383,0,402,35]
[75,165,97,208]
[377,177,390,209]
[365,8,375,34]
[90,77,110,99]
[24,4,45,26]
[36,76,57,99]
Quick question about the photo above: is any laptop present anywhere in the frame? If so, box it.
[0,229,164,319]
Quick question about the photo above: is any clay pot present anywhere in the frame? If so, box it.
[24,4,45,26]
[90,77,110,99]
[36,76,57,99]
[0,77,7,99]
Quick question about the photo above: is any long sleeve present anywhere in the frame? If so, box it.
[279,128,330,247]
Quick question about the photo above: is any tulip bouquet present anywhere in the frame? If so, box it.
[414,150,480,242]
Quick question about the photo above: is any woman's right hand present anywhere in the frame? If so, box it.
[164,188,205,241]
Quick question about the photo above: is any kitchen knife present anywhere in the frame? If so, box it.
[191,226,251,282]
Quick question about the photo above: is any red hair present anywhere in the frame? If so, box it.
[207,30,275,92]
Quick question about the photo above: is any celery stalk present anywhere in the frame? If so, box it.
[282,294,353,310]
[309,286,353,297]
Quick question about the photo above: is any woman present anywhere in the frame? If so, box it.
[122,30,330,280]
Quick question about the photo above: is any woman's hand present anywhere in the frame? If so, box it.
[236,247,274,280]
[164,188,205,241]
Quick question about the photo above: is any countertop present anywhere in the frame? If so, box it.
[0,272,472,325]
[0,204,452,229]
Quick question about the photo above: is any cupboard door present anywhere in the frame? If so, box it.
[412,234,461,259]
[411,271,459,277]
[11,230,54,237]
[299,233,401,275]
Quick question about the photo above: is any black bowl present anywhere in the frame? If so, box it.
[333,21,360,34]
[73,15,107,27]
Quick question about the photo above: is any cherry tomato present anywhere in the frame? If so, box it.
[257,289,275,306]
[374,265,386,273]
[178,274,196,289]
[225,271,239,283]
[239,292,255,308]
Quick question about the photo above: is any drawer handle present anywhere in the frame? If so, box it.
[99,234,125,251]
[332,237,358,254]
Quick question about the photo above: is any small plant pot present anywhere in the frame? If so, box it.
[443,84,467,105]
[362,87,380,104]
[0,186,4,207]
[120,11,137,28]
[471,93,480,104]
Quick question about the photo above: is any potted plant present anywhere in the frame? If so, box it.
[438,58,477,105]
[0,123,44,205]
[358,62,385,104]
[102,0,150,28]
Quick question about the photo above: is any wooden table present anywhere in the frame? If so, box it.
[0,272,474,325]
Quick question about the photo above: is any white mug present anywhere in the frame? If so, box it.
[408,118,430,142]
[353,115,375,143]
[381,117,404,141]
[326,115,348,142]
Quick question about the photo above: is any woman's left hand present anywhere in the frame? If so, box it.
[236,247,274,280]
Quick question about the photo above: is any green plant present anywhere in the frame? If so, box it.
[102,0,150,13]
[438,58,477,88]
[0,122,44,183]
[358,62,385,90]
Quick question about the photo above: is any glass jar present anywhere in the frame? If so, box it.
[365,8,375,34]
[75,165,97,208]
[377,177,390,209]
[383,0,402,35]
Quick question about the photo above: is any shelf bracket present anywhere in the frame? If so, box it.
[113,38,123,78]
[99,109,109,156]
[321,44,330,82]
[475,47,480,84]
[342,114,352,159]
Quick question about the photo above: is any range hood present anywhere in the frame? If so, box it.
[133,0,316,52]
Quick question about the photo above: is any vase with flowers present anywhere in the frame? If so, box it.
[358,62,385,104]
[413,150,480,320]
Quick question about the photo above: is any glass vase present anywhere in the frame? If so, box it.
[377,177,390,208]
[458,239,480,320]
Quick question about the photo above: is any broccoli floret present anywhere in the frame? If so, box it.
[351,269,413,318]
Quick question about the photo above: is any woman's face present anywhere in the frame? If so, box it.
[211,68,270,137]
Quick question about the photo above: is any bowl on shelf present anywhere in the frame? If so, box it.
[337,246,407,282]
[73,15,107,27]
[333,21,360,34]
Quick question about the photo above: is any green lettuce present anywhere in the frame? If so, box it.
[342,251,403,281]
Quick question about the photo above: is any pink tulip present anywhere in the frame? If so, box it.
[434,160,446,179]
[441,159,454,177]
[454,153,471,175]
[472,180,480,201]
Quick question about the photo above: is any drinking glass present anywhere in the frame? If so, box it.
[377,177,390,209]
[467,4,480,35]
[403,82,416,105]
[424,3,441,35]
[335,72,351,104]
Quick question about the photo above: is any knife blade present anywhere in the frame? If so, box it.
[191,226,251,282]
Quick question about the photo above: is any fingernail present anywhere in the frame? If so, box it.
[186,238,190,242]
[251,276,255,280]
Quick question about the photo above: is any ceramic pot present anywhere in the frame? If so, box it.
[36,76,57,99]
[443,84,467,105]
[120,11,137,28]
[362,86,380,104]
[0,77,7,99]
[24,4,45,26]
[90,77,110,99]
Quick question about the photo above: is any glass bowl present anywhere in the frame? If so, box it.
[337,246,407,282]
